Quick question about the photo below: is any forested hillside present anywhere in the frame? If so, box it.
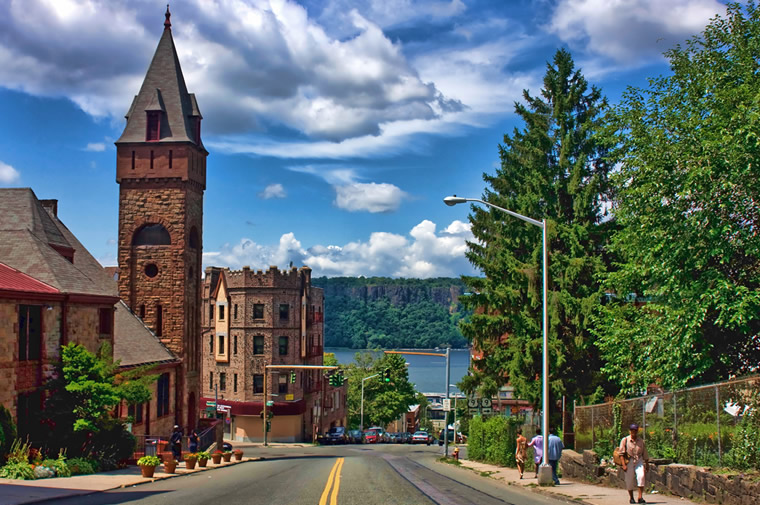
[313,277,469,349]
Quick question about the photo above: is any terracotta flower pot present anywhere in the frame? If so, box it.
[211,454,222,464]
[140,465,156,478]
[234,452,243,461]
[185,457,197,470]
[222,453,232,462]
[164,460,177,474]
[198,457,208,468]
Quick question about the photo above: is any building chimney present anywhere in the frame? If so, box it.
[40,199,58,217]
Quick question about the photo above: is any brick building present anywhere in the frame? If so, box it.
[202,266,347,442]
[0,189,181,439]
[114,6,205,431]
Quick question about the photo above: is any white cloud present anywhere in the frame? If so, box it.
[84,142,106,152]
[203,219,476,278]
[334,182,405,213]
[547,0,725,64]
[0,161,20,184]
[259,183,286,199]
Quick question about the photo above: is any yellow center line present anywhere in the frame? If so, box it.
[329,457,345,505]
[319,458,343,505]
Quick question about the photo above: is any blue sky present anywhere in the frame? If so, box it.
[0,0,729,278]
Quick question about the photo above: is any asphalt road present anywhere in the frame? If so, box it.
[41,444,573,505]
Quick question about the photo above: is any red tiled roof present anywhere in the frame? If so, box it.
[0,262,59,294]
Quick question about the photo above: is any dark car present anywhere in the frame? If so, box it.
[324,426,348,445]
[402,432,412,444]
[390,432,403,444]
[347,429,363,444]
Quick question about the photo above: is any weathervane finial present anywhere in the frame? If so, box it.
[164,4,171,30]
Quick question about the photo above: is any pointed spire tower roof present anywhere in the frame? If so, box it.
[116,5,204,149]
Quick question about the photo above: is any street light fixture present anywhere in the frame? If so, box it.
[444,195,552,485]
[449,384,459,442]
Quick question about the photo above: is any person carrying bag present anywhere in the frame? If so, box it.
[618,424,650,504]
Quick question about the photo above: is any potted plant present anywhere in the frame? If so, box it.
[137,455,161,478]
[163,458,177,474]
[196,451,210,468]
[211,450,223,464]
[184,453,198,470]
[233,449,244,461]
[222,450,232,463]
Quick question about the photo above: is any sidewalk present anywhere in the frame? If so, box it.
[0,456,259,505]
[454,459,699,505]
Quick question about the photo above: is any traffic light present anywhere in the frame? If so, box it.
[336,372,344,386]
[290,372,297,384]
[383,368,391,382]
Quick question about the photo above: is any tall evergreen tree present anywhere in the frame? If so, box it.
[460,49,614,408]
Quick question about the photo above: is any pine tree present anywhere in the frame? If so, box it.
[460,49,614,409]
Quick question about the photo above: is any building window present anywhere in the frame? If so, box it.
[131,150,135,170]
[156,304,163,337]
[233,335,238,355]
[209,335,213,355]
[253,374,263,394]
[18,305,42,361]
[209,303,214,321]
[169,150,173,168]
[253,335,264,355]
[278,374,288,394]
[219,305,225,321]
[156,373,170,417]
[219,373,226,391]
[139,304,145,319]
[234,374,238,393]
[209,372,213,391]
[278,336,288,356]
[150,150,154,169]
[253,304,264,319]
[146,111,161,141]
[128,403,143,424]
[133,224,171,246]
[218,335,225,355]
[234,304,238,319]
[98,307,112,338]
[279,304,289,321]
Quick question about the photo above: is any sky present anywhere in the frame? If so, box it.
[0,0,730,279]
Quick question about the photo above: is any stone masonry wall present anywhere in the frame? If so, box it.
[560,449,760,505]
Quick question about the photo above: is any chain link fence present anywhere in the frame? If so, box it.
[574,376,759,468]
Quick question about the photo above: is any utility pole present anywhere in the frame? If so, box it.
[360,373,380,431]
[444,347,450,458]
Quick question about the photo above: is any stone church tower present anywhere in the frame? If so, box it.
[115,7,205,429]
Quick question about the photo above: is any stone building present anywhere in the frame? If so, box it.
[202,266,347,442]
[0,189,180,439]
[114,6,205,431]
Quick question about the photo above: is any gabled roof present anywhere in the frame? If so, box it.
[113,300,178,367]
[115,14,204,148]
[0,262,60,295]
[0,188,115,298]
[210,268,228,300]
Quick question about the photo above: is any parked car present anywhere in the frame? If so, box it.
[368,426,388,443]
[402,432,412,444]
[438,430,465,445]
[347,429,363,444]
[364,429,379,444]
[324,426,348,444]
[390,432,403,444]
[412,431,432,445]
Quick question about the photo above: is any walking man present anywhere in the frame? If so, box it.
[547,427,564,485]
[527,427,543,478]
[620,423,650,504]
[170,425,183,461]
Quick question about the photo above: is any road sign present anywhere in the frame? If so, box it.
[206,401,216,407]
[266,401,274,406]
[467,398,479,408]
[443,399,452,411]
[481,407,492,415]
[480,398,492,408]
[285,394,294,401]
[468,408,480,415]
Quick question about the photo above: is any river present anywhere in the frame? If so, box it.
[325,348,470,395]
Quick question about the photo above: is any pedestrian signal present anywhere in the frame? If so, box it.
[383,368,391,382]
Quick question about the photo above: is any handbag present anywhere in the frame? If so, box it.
[613,437,630,466]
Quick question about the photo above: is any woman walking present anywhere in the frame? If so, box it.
[620,423,650,504]
[515,428,528,479]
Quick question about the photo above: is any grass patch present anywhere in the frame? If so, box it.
[479,470,495,477]
[439,457,462,466]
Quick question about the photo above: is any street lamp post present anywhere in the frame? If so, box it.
[449,384,458,442]
[444,195,552,485]
[360,373,381,431]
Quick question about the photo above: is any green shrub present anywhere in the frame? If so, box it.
[467,415,523,467]
[67,458,97,476]
[0,460,35,480]
[0,406,17,465]
[137,455,161,467]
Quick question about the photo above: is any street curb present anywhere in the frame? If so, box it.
[1,457,262,505]
[435,459,596,505]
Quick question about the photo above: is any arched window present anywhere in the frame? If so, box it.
[189,227,199,249]
[132,224,171,246]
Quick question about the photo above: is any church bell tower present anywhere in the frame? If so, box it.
[115,6,205,429]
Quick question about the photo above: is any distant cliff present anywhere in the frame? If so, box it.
[312,277,469,349]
